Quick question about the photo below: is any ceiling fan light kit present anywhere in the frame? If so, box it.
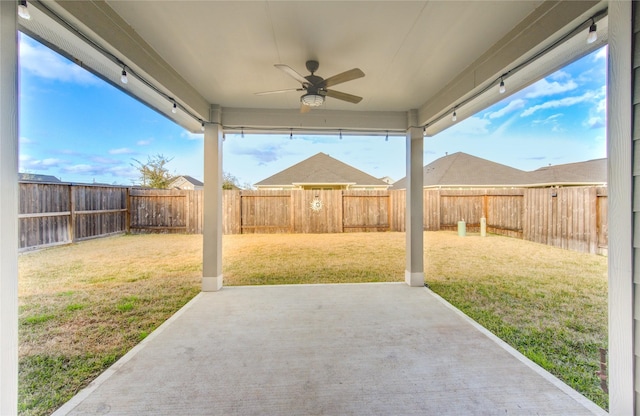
[301,93,325,107]
[255,60,365,112]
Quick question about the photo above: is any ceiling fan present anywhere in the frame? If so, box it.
[255,60,365,112]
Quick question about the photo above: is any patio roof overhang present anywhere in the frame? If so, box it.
[19,1,607,135]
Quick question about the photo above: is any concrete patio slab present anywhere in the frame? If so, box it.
[53,283,606,416]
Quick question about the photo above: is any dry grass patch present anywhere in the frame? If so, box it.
[223,232,405,285]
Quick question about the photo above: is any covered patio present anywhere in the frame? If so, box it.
[53,283,604,415]
[0,1,636,414]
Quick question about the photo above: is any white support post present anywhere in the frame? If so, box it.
[405,110,424,286]
[202,105,223,291]
[0,1,19,413]
[607,1,634,414]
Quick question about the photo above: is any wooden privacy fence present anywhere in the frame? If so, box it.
[227,190,392,234]
[19,183,128,250]
[129,188,203,234]
[18,184,608,255]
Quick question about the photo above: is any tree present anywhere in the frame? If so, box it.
[131,154,175,189]
[222,171,241,190]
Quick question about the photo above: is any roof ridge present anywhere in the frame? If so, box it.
[255,152,388,186]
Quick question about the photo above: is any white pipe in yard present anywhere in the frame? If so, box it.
[457,220,466,237]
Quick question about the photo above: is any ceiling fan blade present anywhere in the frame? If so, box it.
[275,64,309,85]
[255,88,302,96]
[325,89,363,104]
[321,68,365,88]
[300,103,312,113]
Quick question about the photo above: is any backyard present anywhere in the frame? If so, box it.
[18,231,608,415]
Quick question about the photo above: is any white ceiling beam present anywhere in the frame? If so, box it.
[418,0,604,128]
[44,0,210,121]
[220,108,408,135]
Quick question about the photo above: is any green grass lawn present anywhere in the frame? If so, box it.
[18,232,608,415]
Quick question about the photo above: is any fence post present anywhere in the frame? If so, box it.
[239,190,244,234]
[68,184,76,243]
[387,191,392,232]
[483,194,488,222]
[340,190,345,233]
[125,187,130,234]
[436,189,441,231]
[289,191,294,233]
[185,189,191,234]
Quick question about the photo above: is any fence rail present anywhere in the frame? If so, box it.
[18,183,128,250]
[18,183,608,255]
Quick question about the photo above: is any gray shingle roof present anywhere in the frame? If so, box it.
[255,152,389,187]
[169,175,204,188]
[390,153,608,189]
[528,158,607,185]
[391,152,529,189]
[179,175,204,186]
[18,173,62,183]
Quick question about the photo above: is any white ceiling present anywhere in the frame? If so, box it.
[106,1,541,112]
[22,1,607,133]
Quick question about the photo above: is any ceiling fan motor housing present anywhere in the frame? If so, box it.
[305,60,320,74]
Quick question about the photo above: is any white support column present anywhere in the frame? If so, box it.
[405,110,424,286]
[0,1,19,413]
[202,105,223,291]
[607,1,634,414]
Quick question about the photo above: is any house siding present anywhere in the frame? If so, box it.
[631,2,639,412]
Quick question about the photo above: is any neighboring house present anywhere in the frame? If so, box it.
[391,152,607,189]
[168,175,204,190]
[379,176,395,185]
[18,173,62,183]
[391,152,530,189]
[527,158,607,186]
[255,152,390,190]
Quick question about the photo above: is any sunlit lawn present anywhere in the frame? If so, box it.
[18,232,608,415]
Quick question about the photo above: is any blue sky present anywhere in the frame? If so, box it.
[19,33,607,187]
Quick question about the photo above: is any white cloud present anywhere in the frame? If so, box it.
[492,115,519,137]
[181,131,203,141]
[19,154,65,170]
[58,149,82,155]
[91,156,119,164]
[109,147,135,155]
[583,86,606,129]
[41,158,62,167]
[446,116,490,135]
[488,99,526,119]
[521,91,597,117]
[594,46,607,62]
[548,70,571,81]
[532,113,563,125]
[62,164,99,174]
[107,165,138,178]
[19,36,100,86]
[524,78,578,99]
[585,116,605,129]
[137,139,153,146]
[60,163,138,181]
